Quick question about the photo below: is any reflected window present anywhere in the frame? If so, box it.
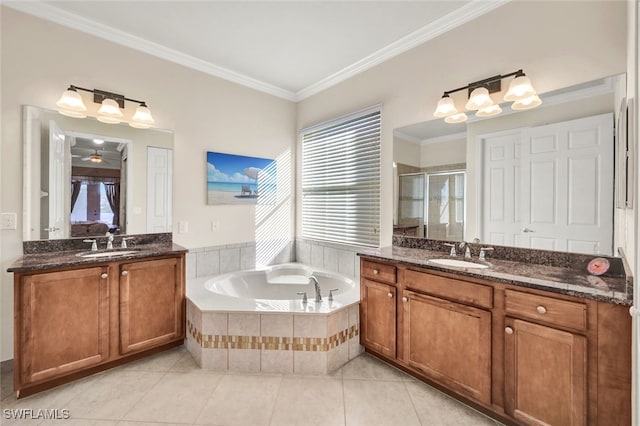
[426,171,465,241]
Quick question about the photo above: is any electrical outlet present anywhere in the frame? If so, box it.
[0,212,17,230]
[211,221,219,232]
[178,220,189,233]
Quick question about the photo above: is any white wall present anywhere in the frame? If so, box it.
[296,0,627,249]
[420,139,466,169]
[0,7,296,361]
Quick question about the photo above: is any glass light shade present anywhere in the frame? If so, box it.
[97,98,123,124]
[511,94,542,110]
[444,112,468,124]
[56,89,87,118]
[476,104,503,117]
[465,87,494,110]
[433,96,457,118]
[504,75,537,101]
[89,154,102,163]
[130,105,155,129]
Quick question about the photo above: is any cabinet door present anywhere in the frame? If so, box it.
[119,257,184,354]
[360,278,396,357]
[504,318,586,426]
[18,267,110,385]
[402,290,491,404]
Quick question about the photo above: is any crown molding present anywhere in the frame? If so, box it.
[295,0,510,101]
[6,0,509,103]
[420,132,467,146]
[393,130,422,144]
[4,1,298,101]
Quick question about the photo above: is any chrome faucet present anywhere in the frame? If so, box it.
[443,243,456,256]
[83,239,97,251]
[105,232,114,250]
[121,237,134,248]
[459,241,471,258]
[309,275,322,302]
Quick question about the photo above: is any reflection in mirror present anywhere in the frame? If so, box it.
[393,74,626,256]
[23,106,173,241]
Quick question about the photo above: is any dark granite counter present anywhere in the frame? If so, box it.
[7,242,187,273]
[358,245,632,306]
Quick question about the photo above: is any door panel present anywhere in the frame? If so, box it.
[360,278,396,357]
[403,290,491,404]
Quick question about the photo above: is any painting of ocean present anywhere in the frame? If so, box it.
[207,151,275,205]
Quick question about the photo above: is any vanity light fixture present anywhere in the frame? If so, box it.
[56,85,155,129]
[433,69,541,123]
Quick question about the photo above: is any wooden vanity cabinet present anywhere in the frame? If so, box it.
[13,253,185,398]
[15,266,111,386]
[359,257,631,426]
[119,257,184,354]
[360,260,398,358]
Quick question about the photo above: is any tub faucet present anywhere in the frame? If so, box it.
[309,275,322,302]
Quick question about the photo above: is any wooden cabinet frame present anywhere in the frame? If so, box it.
[359,257,631,426]
[13,253,185,398]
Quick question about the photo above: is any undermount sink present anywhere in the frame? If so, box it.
[76,250,140,258]
[428,258,489,269]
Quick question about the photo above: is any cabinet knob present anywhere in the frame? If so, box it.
[121,270,128,276]
[387,292,393,298]
[505,327,514,335]
[373,269,379,275]
[536,305,547,314]
[402,296,408,303]
[100,273,108,279]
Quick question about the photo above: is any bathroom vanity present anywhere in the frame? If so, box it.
[8,236,186,398]
[359,243,632,426]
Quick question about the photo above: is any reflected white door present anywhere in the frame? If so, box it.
[147,147,172,232]
[47,120,70,239]
[482,113,613,255]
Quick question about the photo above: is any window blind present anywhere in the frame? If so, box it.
[301,107,381,247]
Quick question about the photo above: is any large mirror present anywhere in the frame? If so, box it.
[393,73,626,256]
[23,105,173,241]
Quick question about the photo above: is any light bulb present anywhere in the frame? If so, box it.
[56,88,87,118]
[433,96,457,118]
[465,87,494,110]
[130,104,155,129]
[504,75,537,101]
[97,98,123,124]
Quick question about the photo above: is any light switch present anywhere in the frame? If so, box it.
[178,220,189,233]
[0,212,17,230]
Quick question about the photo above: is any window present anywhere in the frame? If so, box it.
[301,106,381,247]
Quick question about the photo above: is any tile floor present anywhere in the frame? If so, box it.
[0,346,503,426]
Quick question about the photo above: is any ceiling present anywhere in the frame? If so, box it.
[5,1,507,101]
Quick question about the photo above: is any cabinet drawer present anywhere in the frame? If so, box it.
[361,260,397,284]
[404,269,493,309]
[505,289,587,331]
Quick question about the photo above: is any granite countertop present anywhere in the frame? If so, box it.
[358,246,632,305]
[7,242,187,273]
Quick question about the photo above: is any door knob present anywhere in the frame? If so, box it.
[100,273,108,279]
[536,305,547,314]
[373,269,379,275]
[505,327,514,335]
[402,296,408,303]
[121,271,128,276]
[387,292,393,298]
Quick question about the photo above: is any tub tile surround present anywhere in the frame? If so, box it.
[187,302,361,374]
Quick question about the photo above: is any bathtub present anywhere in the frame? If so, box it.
[186,263,362,374]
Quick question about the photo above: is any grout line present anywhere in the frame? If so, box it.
[402,378,425,426]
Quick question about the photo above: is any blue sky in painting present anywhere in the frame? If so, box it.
[207,151,274,183]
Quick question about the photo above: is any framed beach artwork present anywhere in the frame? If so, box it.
[207,151,276,205]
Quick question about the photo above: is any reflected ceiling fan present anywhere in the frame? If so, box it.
[72,148,111,164]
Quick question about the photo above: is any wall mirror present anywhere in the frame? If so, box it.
[393,73,626,256]
[23,105,173,241]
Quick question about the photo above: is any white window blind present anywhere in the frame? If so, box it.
[301,106,381,247]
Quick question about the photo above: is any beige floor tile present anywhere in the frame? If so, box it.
[123,371,222,424]
[195,374,282,425]
[2,367,14,400]
[115,346,187,373]
[404,380,497,426]
[170,351,205,372]
[270,377,344,426]
[343,379,420,426]
[340,354,406,381]
[64,371,164,420]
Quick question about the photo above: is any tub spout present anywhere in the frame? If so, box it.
[309,275,322,302]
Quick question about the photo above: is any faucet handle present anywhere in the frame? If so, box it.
[121,237,134,248]
[83,239,98,251]
[328,288,339,301]
[443,243,456,257]
[479,247,494,261]
[296,291,308,304]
